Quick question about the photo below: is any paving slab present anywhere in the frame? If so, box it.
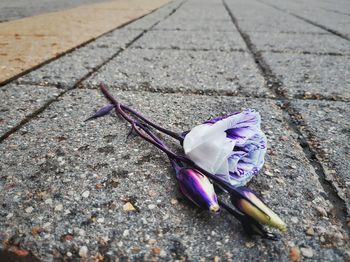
[153,17,235,32]
[131,30,246,51]
[16,29,143,89]
[261,52,350,100]
[152,0,235,31]
[0,89,348,260]
[0,83,60,137]
[291,99,350,215]
[249,32,350,54]
[260,0,350,38]
[83,49,269,97]
[175,0,230,20]
[124,0,183,30]
[224,0,326,34]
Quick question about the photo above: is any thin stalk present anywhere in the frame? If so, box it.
[100,83,183,141]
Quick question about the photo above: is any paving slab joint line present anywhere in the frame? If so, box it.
[320,7,350,17]
[0,0,176,88]
[223,0,350,230]
[130,46,247,53]
[261,49,350,58]
[0,0,186,143]
[0,90,66,142]
[80,82,350,104]
[256,0,350,42]
[80,82,271,98]
[281,104,350,231]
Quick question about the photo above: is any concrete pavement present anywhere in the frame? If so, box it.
[1,0,349,260]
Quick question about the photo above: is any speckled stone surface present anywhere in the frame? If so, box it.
[0,89,348,260]
[249,32,350,54]
[261,0,350,38]
[262,53,350,100]
[1,0,350,260]
[131,30,246,51]
[224,0,326,34]
[0,83,61,137]
[16,29,144,89]
[83,48,269,97]
[291,99,350,215]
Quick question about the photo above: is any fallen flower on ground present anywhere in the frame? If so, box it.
[85,83,286,240]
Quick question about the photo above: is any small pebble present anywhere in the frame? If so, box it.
[306,227,315,236]
[315,206,327,217]
[123,202,136,212]
[152,247,161,255]
[291,217,298,224]
[148,204,156,210]
[97,217,104,223]
[289,247,300,262]
[123,230,129,237]
[300,247,313,258]
[82,191,90,198]
[25,207,34,213]
[148,239,157,244]
[55,204,63,211]
[148,191,157,197]
[170,198,178,205]
[245,241,255,248]
[264,170,274,177]
[45,199,53,205]
[79,246,88,258]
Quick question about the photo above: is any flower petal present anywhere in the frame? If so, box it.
[184,123,235,174]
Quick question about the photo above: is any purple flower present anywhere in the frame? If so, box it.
[175,167,220,213]
[183,109,267,186]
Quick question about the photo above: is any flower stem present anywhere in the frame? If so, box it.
[100,83,183,141]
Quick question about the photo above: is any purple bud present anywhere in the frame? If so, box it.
[85,104,115,122]
[176,168,220,213]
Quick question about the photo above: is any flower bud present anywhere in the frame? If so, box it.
[176,168,220,213]
[232,187,287,232]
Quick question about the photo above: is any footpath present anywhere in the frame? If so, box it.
[0,0,349,260]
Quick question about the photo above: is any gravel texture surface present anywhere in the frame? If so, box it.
[1,0,350,260]
[249,32,350,54]
[16,29,144,89]
[262,52,350,100]
[260,0,350,38]
[0,84,60,137]
[131,30,246,51]
[224,0,326,34]
[0,89,348,261]
[83,48,269,97]
[291,99,350,215]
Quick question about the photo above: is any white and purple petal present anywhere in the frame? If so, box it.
[183,108,267,187]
